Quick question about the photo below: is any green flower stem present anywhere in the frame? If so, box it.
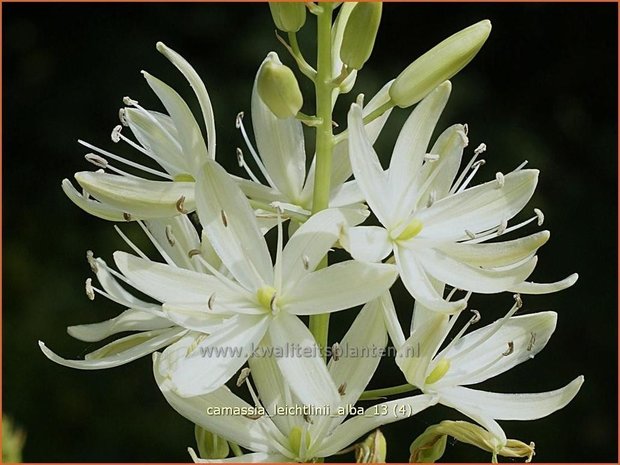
[359,383,416,400]
[309,2,335,357]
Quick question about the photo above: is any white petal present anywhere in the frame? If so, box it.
[282,261,397,315]
[440,377,584,421]
[509,273,579,294]
[347,103,392,226]
[436,231,549,268]
[380,291,406,350]
[268,313,340,407]
[235,176,286,204]
[395,246,467,313]
[341,225,392,263]
[39,328,186,369]
[158,316,270,397]
[416,170,539,241]
[153,353,279,452]
[437,311,558,386]
[144,215,202,270]
[75,171,195,219]
[62,178,127,221]
[415,246,538,294]
[156,42,216,159]
[252,53,306,201]
[143,72,209,172]
[317,395,438,457]
[388,82,452,219]
[329,181,366,207]
[189,449,289,463]
[67,308,173,342]
[114,251,249,305]
[196,160,273,290]
[282,208,366,285]
[162,303,230,332]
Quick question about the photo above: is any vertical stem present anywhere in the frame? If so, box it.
[308,2,334,356]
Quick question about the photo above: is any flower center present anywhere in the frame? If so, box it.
[173,173,195,182]
[257,286,278,313]
[395,219,424,242]
[424,358,450,385]
[289,426,312,458]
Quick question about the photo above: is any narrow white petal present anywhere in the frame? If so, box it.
[347,103,392,226]
[416,247,538,294]
[189,449,289,463]
[395,246,467,313]
[234,176,286,204]
[162,304,230,332]
[282,261,397,315]
[158,316,270,397]
[196,160,273,290]
[509,273,579,294]
[153,354,279,452]
[143,72,209,172]
[282,208,366,285]
[39,328,186,369]
[437,312,558,386]
[62,178,127,221]
[380,291,406,349]
[416,170,539,241]
[114,251,248,305]
[440,377,584,421]
[156,42,217,159]
[317,395,438,457]
[144,216,202,271]
[341,225,392,263]
[328,181,366,207]
[67,308,173,342]
[268,313,340,407]
[252,54,306,201]
[75,171,195,219]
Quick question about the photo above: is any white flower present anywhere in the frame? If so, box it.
[391,298,583,444]
[62,42,215,221]
[119,158,398,401]
[154,296,437,462]
[345,81,577,312]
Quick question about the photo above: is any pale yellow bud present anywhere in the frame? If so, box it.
[269,2,306,33]
[390,20,492,108]
[340,2,383,70]
[409,425,447,463]
[194,425,230,459]
[356,429,387,463]
[257,52,303,119]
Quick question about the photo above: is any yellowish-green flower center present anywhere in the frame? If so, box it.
[396,219,424,242]
[257,286,278,312]
[289,426,311,458]
[425,358,450,385]
[173,173,195,182]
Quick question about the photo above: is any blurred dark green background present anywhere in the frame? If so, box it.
[3,3,617,462]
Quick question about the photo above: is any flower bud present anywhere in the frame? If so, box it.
[409,425,447,463]
[195,425,230,459]
[269,2,306,33]
[257,52,303,119]
[390,20,491,108]
[357,429,387,463]
[340,2,383,70]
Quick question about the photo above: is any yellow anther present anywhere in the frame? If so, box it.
[173,173,195,182]
[257,286,277,311]
[425,358,450,385]
[396,219,424,242]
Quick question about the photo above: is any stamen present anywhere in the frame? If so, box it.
[534,208,544,226]
[188,249,201,258]
[86,250,98,273]
[470,309,481,324]
[220,209,228,227]
[495,172,505,189]
[111,125,123,143]
[502,341,514,357]
[176,196,188,214]
[513,293,523,308]
[235,112,277,189]
[118,108,129,126]
[114,225,149,260]
[527,332,536,351]
[236,367,251,387]
[272,203,284,291]
[137,220,175,266]
[456,159,485,193]
[236,148,262,184]
[123,212,132,222]
[338,382,347,396]
[513,160,529,172]
[207,293,216,310]
[464,215,540,244]
[424,153,440,162]
[463,123,469,136]
[331,342,342,362]
[85,153,108,168]
[85,278,95,300]
[302,255,310,271]
[270,294,278,314]
[356,93,365,107]
[123,96,139,106]
[426,190,436,208]
[303,413,313,424]
[465,229,476,240]
[474,143,487,155]
[497,218,508,236]
[165,225,175,246]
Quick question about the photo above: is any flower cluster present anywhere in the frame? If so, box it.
[41,3,583,462]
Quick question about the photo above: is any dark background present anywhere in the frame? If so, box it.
[3,3,617,462]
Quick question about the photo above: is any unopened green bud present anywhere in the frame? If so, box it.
[409,425,447,463]
[340,2,383,70]
[269,2,306,33]
[2,415,26,463]
[195,425,230,460]
[257,52,303,119]
[390,20,491,108]
[356,429,387,463]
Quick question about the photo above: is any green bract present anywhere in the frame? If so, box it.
[389,19,492,108]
